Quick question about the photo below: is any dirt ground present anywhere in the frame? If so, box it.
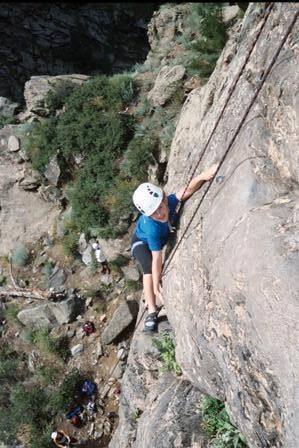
[0,238,142,447]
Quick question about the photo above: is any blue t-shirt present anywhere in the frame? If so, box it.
[134,194,180,251]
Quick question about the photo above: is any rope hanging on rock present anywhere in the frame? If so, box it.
[162,6,299,277]
[174,2,274,216]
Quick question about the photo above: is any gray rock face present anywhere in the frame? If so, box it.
[0,3,157,102]
[44,155,61,186]
[147,65,185,107]
[163,4,299,448]
[24,74,89,116]
[101,300,139,345]
[109,306,208,448]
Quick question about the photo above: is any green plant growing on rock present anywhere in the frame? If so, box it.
[200,396,247,447]
[3,303,20,325]
[153,332,182,376]
[25,117,59,172]
[131,407,142,422]
[10,244,30,267]
[178,3,228,78]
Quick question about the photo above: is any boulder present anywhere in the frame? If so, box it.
[24,74,90,116]
[121,265,140,282]
[17,296,81,329]
[101,300,139,345]
[18,168,42,190]
[0,96,19,117]
[71,343,84,357]
[48,267,66,289]
[44,154,61,186]
[95,237,128,262]
[7,135,20,152]
[147,65,185,107]
[82,245,93,266]
[78,233,88,255]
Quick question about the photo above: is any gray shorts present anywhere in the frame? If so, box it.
[131,233,152,275]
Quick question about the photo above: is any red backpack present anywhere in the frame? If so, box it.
[82,321,95,336]
[71,415,81,427]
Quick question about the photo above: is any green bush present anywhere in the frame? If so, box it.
[41,261,55,280]
[153,332,182,376]
[121,136,157,181]
[50,369,83,413]
[10,244,30,267]
[0,115,18,128]
[25,117,58,172]
[178,3,228,78]
[59,218,80,256]
[124,279,142,293]
[29,328,70,362]
[36,365,60,385]
[0,344,21,383]
[3,303,20,324]
[9,384,49,428]
[46,80,78,115]
[200,396,247,447]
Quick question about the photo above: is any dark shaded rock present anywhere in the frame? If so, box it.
[48,266,66,289]
[101,300,139,345]
[0,3,159,102]
[17,296,82,328]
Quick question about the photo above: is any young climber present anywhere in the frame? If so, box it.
[131,163,219,333]
[51,430,77,447]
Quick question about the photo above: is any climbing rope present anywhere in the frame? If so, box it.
[162,6,299,277]
[175,2,274,213]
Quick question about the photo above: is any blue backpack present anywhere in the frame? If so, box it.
[66,404,83,420]
[80,379,96,397]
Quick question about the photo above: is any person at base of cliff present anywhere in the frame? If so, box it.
[51,430,78,447]
[131,163,219,333]
[91,242,111,274]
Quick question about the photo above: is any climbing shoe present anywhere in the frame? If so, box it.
[143,312,158,333]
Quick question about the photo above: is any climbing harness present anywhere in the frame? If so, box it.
[162,5,298,276]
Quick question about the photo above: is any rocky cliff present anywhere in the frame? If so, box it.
[164,3,299,447]
[111,2,298,448]
[0,2,158,102]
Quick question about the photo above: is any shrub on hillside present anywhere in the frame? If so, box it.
[121,136,158,181]
[178,3,228,78]
[46,80,78,115]
[50,369,83,413]
[25,117,58,172]
[10,244,30,267]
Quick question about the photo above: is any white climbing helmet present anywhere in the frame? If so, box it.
[51,432,58,440]
[133,182,163,216]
